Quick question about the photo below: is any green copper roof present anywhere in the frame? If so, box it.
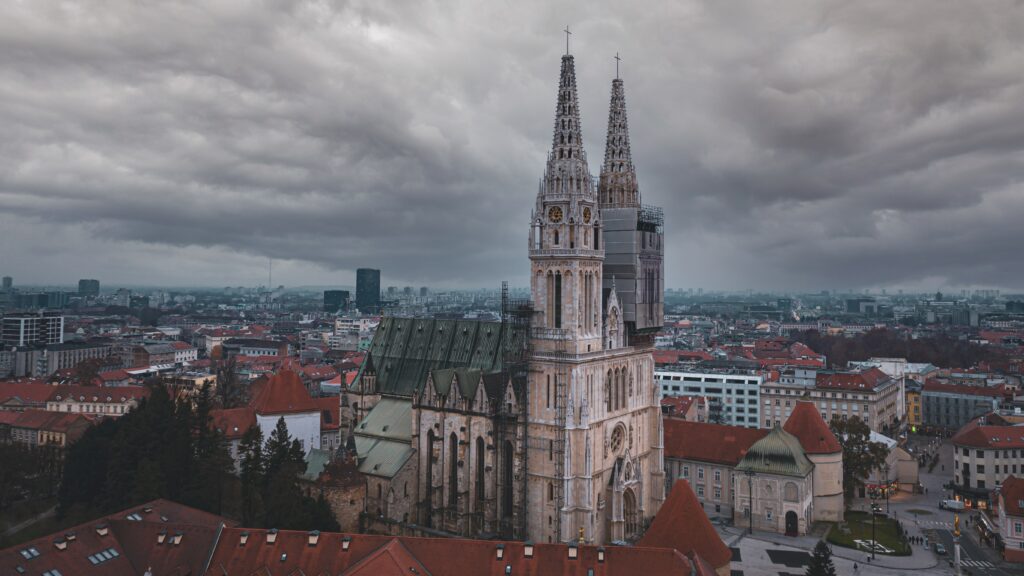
[358,317,523,397]
[736,425,814,477]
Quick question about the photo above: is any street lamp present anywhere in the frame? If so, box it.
[870,489,878,561]
[883,462,890,515]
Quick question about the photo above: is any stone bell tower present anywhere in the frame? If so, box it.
[525,48,664,546]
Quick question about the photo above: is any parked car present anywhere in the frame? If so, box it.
[940,499,965,511]
[935,543,947,555]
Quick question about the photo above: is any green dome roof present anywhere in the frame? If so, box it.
[736,425,814,477]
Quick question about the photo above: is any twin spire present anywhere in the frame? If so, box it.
[544,51,639,207]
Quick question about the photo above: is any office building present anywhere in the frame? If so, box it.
[355,268,380,312]
[656,367,762,428]
[952,411,1024,509]
[1,276,10,291]
[761,367,902,434]
[1,311,64,347]
[922,380,1006,432]
[323,289,350,313]
[78,278,101,297]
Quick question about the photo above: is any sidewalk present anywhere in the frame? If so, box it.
[721,523,940,571]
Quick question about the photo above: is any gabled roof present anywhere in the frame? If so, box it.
[249,370,317,415]
[315,396,340,431]
[359,317,521,397]
[952,416,1024,449]
[663,419,768,466]
[0,382,57,406]
[999,475,1024,517]
[784,400,841,454]
[0,498,233,576]
[638,479,732,570]
[210,407,256,440]
[344,537,429,575]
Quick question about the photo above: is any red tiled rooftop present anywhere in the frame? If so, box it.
[784,401,841,454]
[638,479,732,570]
[315,396,341,431]
[663,419,768,466]
[923,380,1006,398]
[250,370,318,415]
[210,406,256,439]
[951,416,1024,449]
[1000,475,1024,517]
[816,367,891,390]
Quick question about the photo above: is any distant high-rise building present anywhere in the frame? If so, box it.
[419,286,428,297]
[403,286,413,296]
[386,286,397,296]
[323,289,350,313]
[1,311,64,347]
[1,276,11,291]
[78,278,100,297]
[355,268,381,313]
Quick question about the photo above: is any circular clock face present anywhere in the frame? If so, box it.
[548,206,563,223]
[583,207,592,223]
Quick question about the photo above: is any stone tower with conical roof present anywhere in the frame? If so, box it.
[526,50,664,546]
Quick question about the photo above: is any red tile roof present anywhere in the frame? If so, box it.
[48,385,149,404]
[923,380,1006,398]
[170,341,194,350]
[206,528,697,575]
[315,396,340,431]
[816,367,891,390]
[0,499,233,576]
[784,400,841,454]
[663,419,768,466]
[210,407,256,440]
[661,395,697,418]
[999,475,1024,517]
[250,370,318,415]
[0,382,56,406]
[12,410,90,434]
[638,479,732,570]
[951,416,1024,450]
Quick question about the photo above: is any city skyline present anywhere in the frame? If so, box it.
[2,2,1024,291]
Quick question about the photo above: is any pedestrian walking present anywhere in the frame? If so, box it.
[854,562,859,572]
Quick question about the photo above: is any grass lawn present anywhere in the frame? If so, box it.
[826,511,912,556]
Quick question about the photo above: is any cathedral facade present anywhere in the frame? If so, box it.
[525,53,665,545]
[347,50,665,546]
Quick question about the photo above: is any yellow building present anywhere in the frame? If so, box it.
[906,387,922,429]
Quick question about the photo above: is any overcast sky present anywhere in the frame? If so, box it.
[2,1,1023,292]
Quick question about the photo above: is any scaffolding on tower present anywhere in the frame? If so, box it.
[497,281,533,540]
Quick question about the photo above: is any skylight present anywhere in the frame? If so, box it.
[19,547,40,560]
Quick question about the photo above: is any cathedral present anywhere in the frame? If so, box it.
[346,48,665,546]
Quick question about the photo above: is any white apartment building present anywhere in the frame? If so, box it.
[656,367,762,428]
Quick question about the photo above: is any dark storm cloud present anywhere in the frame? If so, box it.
[1,0,1023,290]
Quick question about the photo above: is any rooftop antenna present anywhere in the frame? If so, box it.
[564,25,572,55]
[614,52,621,79]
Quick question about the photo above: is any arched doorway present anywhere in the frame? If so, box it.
[623,488,639,540]
[785,511,798,536]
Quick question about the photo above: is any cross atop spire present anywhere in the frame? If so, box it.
[599,76,639,208]
[564,25,572,55]
[614,52,621,79]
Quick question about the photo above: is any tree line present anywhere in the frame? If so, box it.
[792,328,999,369]
[57,381,337,532]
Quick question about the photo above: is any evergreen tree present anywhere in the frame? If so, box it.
[239,425,266,526]
[805,541,837,576]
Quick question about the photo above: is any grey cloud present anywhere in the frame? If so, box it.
[1,0,1024,290]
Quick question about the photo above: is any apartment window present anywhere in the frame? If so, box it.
[714,487,721,500]
[698,467,705,480]
[1015,522,1023,535]
[682,466,689,479]
[766,509,773,521]
[714,470,721,483]
[977,465,985,473]
[976,450,984,458]
[697,486,705,498]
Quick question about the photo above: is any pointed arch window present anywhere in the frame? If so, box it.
[475,437,486,504]
[449,433,459,508]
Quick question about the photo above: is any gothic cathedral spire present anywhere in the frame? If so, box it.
[599,77,639,208]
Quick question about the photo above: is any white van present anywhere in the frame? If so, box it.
[940,499,965,511]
